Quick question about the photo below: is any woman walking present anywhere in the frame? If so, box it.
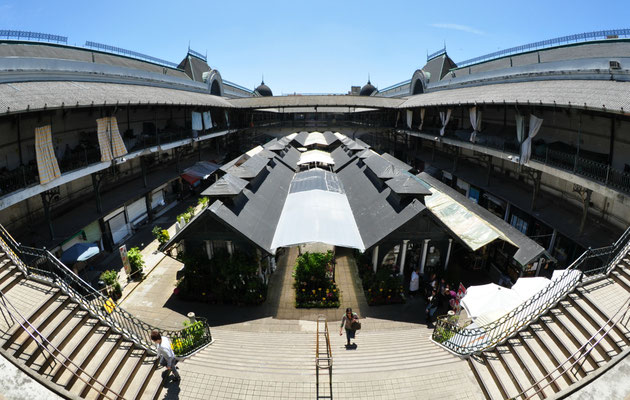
[339,307,360,347]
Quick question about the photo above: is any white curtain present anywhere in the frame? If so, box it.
[418,108,426,131]
[469,106,482,143]
[406,110,413,129]
[191,112,203,131]
[395,111,400,127]
[202,111,212,130]
[515,113,525,143]
[224,110,230,126]
[520,114,544,165]
[439,109,452,136]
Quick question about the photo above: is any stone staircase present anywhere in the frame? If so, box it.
[181,318,466,382]
[0,252,164,400]
[468,258,630,400]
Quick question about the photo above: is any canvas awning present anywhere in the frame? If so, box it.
[424,185,509,251]
[181,161,220,187]
[271,169,364,251]
[297,150,335,166]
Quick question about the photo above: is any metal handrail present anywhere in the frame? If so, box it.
[517,296,630,399]
[457,28,630,67]
[315,315,333,399]
[0,288,123,400]
[432,225,630,356]
[0,30,67,44]
[0,224,212,357]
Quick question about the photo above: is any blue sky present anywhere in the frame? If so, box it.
[2,0,629,94]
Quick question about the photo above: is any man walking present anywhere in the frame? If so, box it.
[151,330,181,382]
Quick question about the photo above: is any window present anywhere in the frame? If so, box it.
[510,214,529,234]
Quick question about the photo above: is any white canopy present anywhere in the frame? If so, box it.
[511,277,551,300]
[461,283,522,319]
[271,189,364,251]
[298,150,335,166]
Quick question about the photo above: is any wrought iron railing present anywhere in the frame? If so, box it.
[0,29,67,44]
[457,28,630,67]
[0,287,123,400]
[0,224,212,357]
[432,225,630,356]
[84,41,179,68]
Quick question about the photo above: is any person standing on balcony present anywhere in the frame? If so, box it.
[340,307,360,348]
[151,330,181,382]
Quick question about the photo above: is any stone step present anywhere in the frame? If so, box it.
[126,357,162,400]
[26,309,91,368]
[12,297,74,361]
[39,318,101,376]
[95,348,147,400]
[563,295,626,353]
[2,290,63,352]
[78,339,132,399]
[62,333,123,391]
[506,337,559,399]
[51,325,111,383]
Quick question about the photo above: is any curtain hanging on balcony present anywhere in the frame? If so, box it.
[418,108,425,131]
[96,116,128,162]
[439,109,452,136]
[469,107,482,143]
[191,112,203,131]
[203,111,213,129]
[34,125,61,184]
[406,110,413,129]
[520,115,543,165]
[515,113,525,143]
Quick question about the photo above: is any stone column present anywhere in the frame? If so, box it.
[399,240,409,276]
[444,238,454,271]
[419,239,430,276]
[372,245,379,273]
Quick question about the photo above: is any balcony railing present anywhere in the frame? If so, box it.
[0,223,212,357]
[432,225,630,356]
[457,28,630,67]
[0,29,67,44]
[0,124,231,200]
[403,125,630,195]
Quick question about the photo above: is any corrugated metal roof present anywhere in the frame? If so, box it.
[0,80,233,114]
[401,79,630,114]
[228,94,405,109]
